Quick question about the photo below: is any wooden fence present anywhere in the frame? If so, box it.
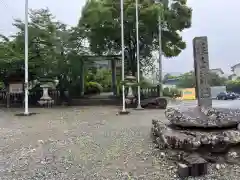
[0,85,160,107]
[0,90,60,107]
[141,85,160,98]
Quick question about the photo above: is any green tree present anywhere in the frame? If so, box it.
[177,72,194,88]
[0,35,24,82]
[11,8,71,78]
[0,9,89,86]
[95,69,112,91]
[226,79,240,92]
[163,73,179,83]
[79,0,192,75]
[177,71,227,88]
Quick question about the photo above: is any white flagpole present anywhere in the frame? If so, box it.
[155,0,163,96]
[24,0,29,115]
[135,0,143,110]
[120,0,128,114]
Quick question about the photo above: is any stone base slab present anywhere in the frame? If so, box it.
[165,106,240,129]
[152,119,240,153]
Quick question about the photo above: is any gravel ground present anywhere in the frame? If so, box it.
[0,106,240,180]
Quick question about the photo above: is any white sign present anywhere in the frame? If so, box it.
[9,83,23,93]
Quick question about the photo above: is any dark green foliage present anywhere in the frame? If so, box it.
[177,71,227,88]
[79,0,192,75]
[85,82,103,95]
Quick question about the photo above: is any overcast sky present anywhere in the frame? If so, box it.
[0,0,239,74]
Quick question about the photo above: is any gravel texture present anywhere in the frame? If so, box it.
[0,106,240,179]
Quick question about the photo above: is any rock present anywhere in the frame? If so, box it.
[152,119,167,137]
[201,153,222,163]
[141,97,168,109]
[216,164,221,170]
[151,120,240,153]
[165,106,240,128]
[155,137,164,149]
[37,140,44,145]
[228,151,238,158]
[158,127,201,151]
[177,163,189,178]
[30,148,36,153]
[238,123,240,130]
[177,154,208,178]
[160,152,166,158]
[184,154,208,177]
[225,150,239,164]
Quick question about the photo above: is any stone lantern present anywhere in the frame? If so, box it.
[38,78,54,107]
[125,72,137,103]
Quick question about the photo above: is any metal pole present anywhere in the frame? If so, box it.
[24,0,29,114]
[158,9,163,96]
[120,0,126,112]
[135,0,142,109]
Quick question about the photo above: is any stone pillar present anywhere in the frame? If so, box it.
[80,60,85,96]
[111,59,117,96]
[193,36,212,107]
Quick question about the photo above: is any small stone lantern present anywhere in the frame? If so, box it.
[125,72,137,103]
[38,80,54,107]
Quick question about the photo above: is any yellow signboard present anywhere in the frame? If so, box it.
[181,88,196,100]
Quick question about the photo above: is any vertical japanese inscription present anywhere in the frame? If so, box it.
[193,36,212,107]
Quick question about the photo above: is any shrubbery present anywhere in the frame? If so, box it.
[163,87,181,97]
[226,80,240,93]
[85,82,103,95]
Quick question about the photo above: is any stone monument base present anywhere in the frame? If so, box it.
[38,99,54,107]
[118,109,130,115]
[165,106,240,128]
[152,119,240,153]
[151,106,240,177]
[141,97,167,109]
[15,112,37,116]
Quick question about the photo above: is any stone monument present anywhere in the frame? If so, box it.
[151,36,240,178]
[193,36,212,108]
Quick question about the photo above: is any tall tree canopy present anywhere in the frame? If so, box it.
[79,0,192,75]
[0,9,89,83]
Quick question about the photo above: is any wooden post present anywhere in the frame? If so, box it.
[111,59,117,96]
[157,84,160,97]
[80,60,85,96]
[6,85,10,108]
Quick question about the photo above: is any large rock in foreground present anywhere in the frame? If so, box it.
[141,97,168,109]
[165,106,240,128]
[152,120,240,153]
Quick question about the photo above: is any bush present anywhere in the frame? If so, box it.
[226,80,240,93]
[85,82,103,95]
[102,84,112,92]
[163,87,181,97]
[139,79,154,88]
